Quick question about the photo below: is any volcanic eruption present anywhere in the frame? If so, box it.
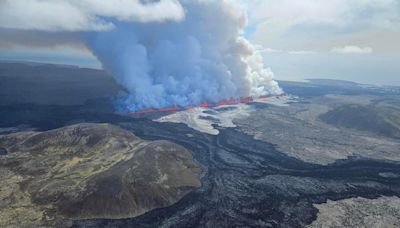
[0,0,282,111]
[86,0,282,111]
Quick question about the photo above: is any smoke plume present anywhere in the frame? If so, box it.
[0,0,282,111]
[87,0,281,111]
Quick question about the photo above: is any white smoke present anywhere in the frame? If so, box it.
[0,0,282,111]
[86,0,282,111]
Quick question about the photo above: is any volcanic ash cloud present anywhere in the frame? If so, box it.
[86,0,282,111]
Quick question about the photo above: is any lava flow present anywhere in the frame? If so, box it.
[128,93,286,115]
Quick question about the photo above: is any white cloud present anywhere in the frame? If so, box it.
[256,47,315,55]
[0,0,184,31]
[259,48,284,53]
[331,46,373,54]
[288,50,315,55]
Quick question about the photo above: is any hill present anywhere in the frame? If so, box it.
[0,123,201,227]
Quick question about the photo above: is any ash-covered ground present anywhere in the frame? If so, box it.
[1,63,400,227]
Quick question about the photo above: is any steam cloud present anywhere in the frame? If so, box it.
[0,0,282,111]
[87,0,281,111]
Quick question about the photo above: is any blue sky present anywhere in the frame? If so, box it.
[0,0,399,86]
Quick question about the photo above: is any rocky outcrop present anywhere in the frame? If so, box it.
[308,196,400,228]
[0,123,202,227]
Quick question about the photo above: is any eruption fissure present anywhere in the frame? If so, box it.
[128,94,286,115]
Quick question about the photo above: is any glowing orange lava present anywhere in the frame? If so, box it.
[128,93,286,115]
